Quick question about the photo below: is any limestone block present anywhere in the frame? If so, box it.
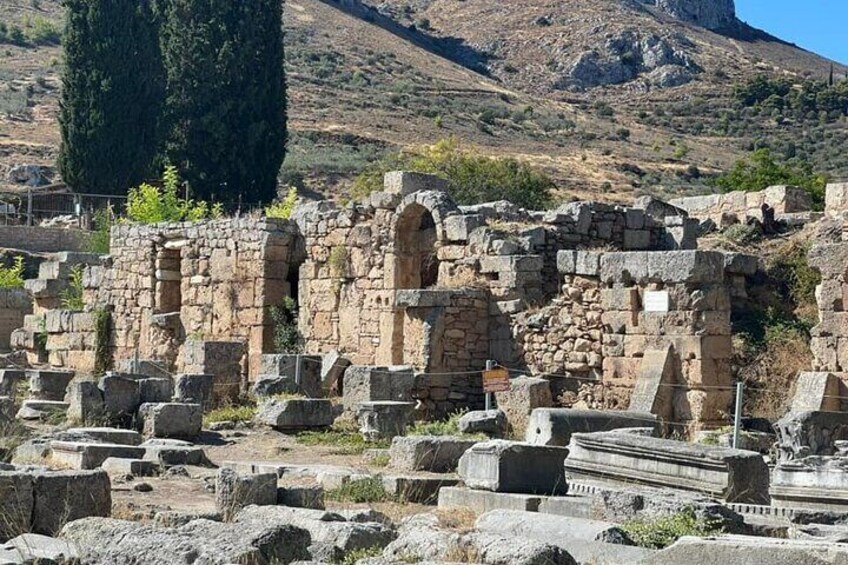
[775,411,848,463]
[16,400,68,421]
[259,354,322,397]
[255,399,334,431]
[215,468,277,520]
[826,182,848,216]
[251,376,299,397]
[31,469,111,535]
[65,427,142,446]
[494,376,552,437]
[342,366,415,411]
[645,251,725,284]
[28,370,74,401]
[173,374,214,410]
[141,439,209,467]
[138,378,174,404]
[50,441,145,470]
[0,471,33,542]
[458,440,569,495]
[628,345,675,421]
[277,485,325,510]
[101,457,158,477]
[98,374,140,420]
[138,403,202,439]
[0,396,15,423]
[65,381,105,424]
[389,436,477,472]
[526,408,659,446]
[599,252,649,285]
[0,370,25,397]
[790,373,843,414]
[382,474,459,505]
[357,401,414,440]
[556,251,577,275]
[384,171,448,195]
[642,534,848,565]
[458,410,508,438]
[321,350,351,392]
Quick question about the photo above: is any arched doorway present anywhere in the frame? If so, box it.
[394,203,440,290]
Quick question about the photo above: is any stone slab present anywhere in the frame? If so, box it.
[138,403,202,439]
[101,457,159,477]
[382,474,459,505]
[15,400,67,421]
[389,436,476,472]
[790,373,843,414]
[627,345,675,420]
[643,534,848,565]
[526,408,658,446]
[438,486,545,514]
[458,440,569,495]
[65,427,142,446]
[50,441,146,470]
[255,399,334,431]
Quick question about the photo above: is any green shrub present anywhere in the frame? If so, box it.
[265,187,299,219]
[296,428,389,455]
[28,17,61,45]
[127,166,223,224]
[87,209,112,255]
[270,297,301,354]
[203,404,257,427]
[60,266,85,311]
[406,410,484,439]
[325,477,388,503]
[623,508,724,549]
[335,546,384,565]
[0,257,25,289]
[352,138,554,210]
[721,223,761,245]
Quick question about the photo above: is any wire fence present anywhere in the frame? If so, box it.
[0,187,127,227]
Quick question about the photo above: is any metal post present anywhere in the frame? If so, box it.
[732,381,744,449]
[26,189,33,227]
[485,360,495,411]
[295,354,302,388]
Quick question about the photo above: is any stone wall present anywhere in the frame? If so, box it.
[99,218,296,379]
[809,243,848,374]
[0,226,91,253]
[670,185,812,225]
[0,289,31,351]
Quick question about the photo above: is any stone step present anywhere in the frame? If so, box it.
[50,441,146,470]
[28,370,75,401]
[101,457,159,477]
[65,427,142,446]
[16,400,68,421]
[141,439,209,467]
[438,486,546,514]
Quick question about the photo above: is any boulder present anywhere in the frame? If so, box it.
[389,436,476,472]
[458,440,569,495]
[458,410,507,438]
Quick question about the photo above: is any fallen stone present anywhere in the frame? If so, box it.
[260,354,323,398]
[31,469,111,536]
[50,441,145,470]
[101,457,159,477]
[475,509,632,544]
[389,436,476,472]
[215,468,278,520]
[0,370,25,398]
[65,427,141,446]
[438,486,545,514]
[251,376,300,398]
[15,400,67,421]
[458,440,569,495]
[60,517,311,564]
[358,401,414,440]
[138,378,174,404]
[278,485,325,509]
[138,402,202,439]
[458,410,507,438]
[28,370,74,402]
[0,396,14,423]
[64,380,105,424]
[256,399,334,431]
[321,351,351,392]
[642,534,848,565]
[342,365,415,411]
[382,474,459,505]
[775,410,848,462]
[0,534,79,564]
[565,430,770,504]
[0,471,33,542]
[98,374,140,420]
[526,408,658,446]
[495,377,552,438]
[236,505,397,563]
[141,439,209,466]
[173,374,214,410]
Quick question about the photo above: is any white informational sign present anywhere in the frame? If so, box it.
[644,290,670,313]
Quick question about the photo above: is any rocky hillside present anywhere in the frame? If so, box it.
[1,0,847,203]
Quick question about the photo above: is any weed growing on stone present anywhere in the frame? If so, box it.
[623,507,724,549]
[334,546,384,565]
[406,411,485,440]
[325,477,388,503]
[203,404,257,427]
[370,454,391,467]
[296,428,389,455]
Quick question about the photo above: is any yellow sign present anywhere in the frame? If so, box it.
[483,368,510,393]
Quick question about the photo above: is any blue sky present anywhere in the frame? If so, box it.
[736,1,848,64]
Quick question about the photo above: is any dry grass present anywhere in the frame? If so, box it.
[435,508,477,533]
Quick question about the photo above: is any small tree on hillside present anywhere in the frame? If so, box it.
[59,0,165,194]
[154,0,287,206]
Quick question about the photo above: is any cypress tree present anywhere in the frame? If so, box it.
[155,0,287,206]
[59,0,165,195]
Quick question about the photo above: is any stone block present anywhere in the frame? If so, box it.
[0,533,80,563]
[775,411,848,462]
[384,171,448,196]
[526,408,659,446]
[358,401,414,440]
[599,252,649,285]
[438,486,544,514]
[458,440,569,495]
[98,374,140,420]
[645,251,725,284]
[138,403,202,439]
[16,400,67,421]
[564,430,770,504]
[342,365,416,411]
[556,251,577,274]
[173,374,214,410]
[790,373,843,414]
[101,457,159,477]
[643,535,848,565]
[250,375,300,397]
[0,471,33,542]
[141,439,209,467]
[50,441,146,470]
[826,182,848,216]
[0,396,14,423]
[65,427,142,446]
[259,354,322,397]
[277,485,325,509]
[215,468,278,521]
[28,370,74,401]
[494,376,552,438]
[138,378,174,404]
[389,436,477,472]
[30,469,111,535]
[628,345,675,421]
[255,399,334,431]
[321,350,351,392]
[382,474,460,504]
[0,370,25,397]
[458,410,508,438]
[64,380,104,424]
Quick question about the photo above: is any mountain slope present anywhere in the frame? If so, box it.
[1,0,847,204]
